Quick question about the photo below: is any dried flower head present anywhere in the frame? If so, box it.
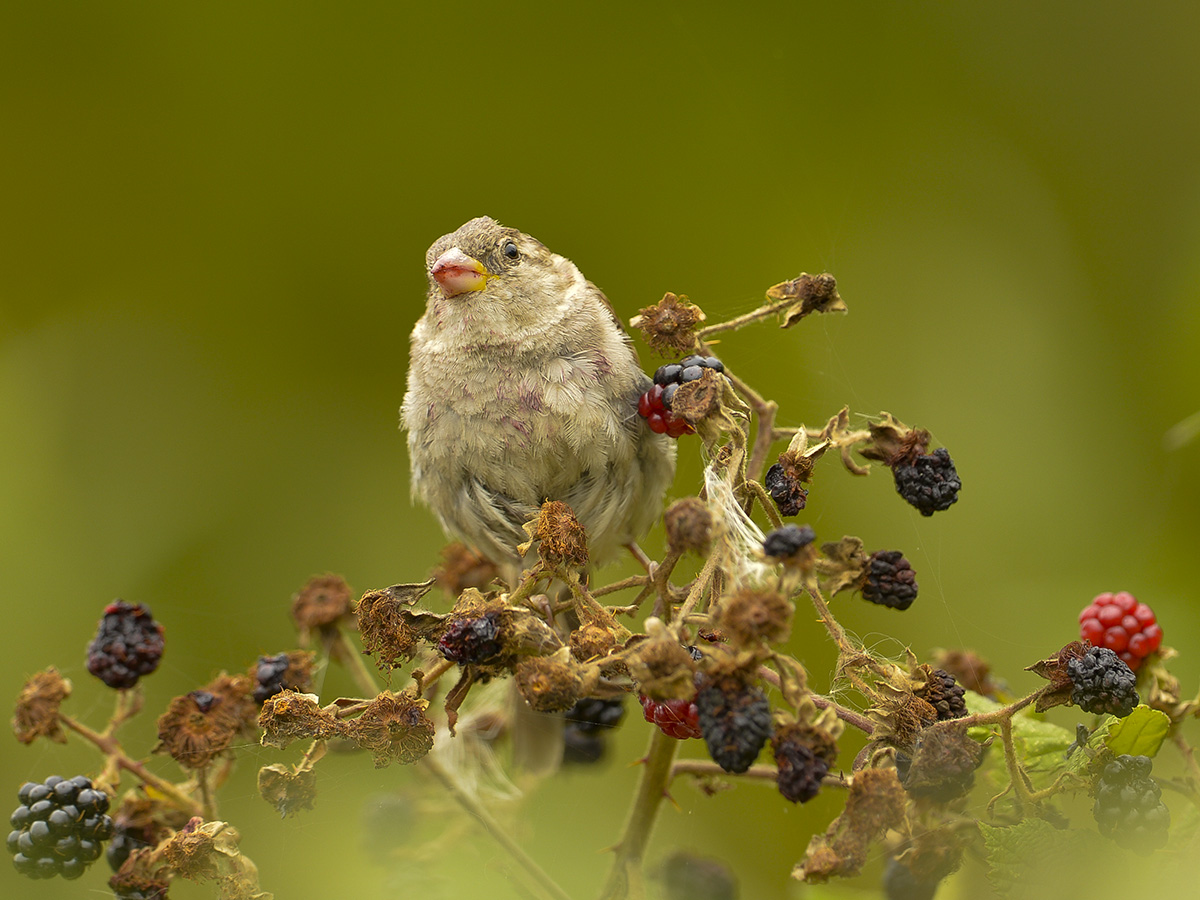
[931,648,997,697]
[767,272,846,329]
[257,763,318,818]
[259,689,345,749]
[626,626,700,701]
[155,686,245,769]
[515,651,586,713]
[12,666,71,745]
[630,292,705,357]
[108,873,170,900]
[570,622,617,665]
[526,500,589,569]
[347,690,436,767]
[899,721,984,803]
[291,573,354,632]
[670,368,724,425]
[356,581,432,671]
[663,496,714,555]
[718,588,794,647]
[160,819,267,895]
[433,542,500,595]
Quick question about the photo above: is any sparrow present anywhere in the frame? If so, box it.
[402,217,676,573]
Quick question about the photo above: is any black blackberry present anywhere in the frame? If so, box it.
[253,653,292,704]
[764,463,807,516]
[883,856,940,900]
[1068,646,1139,718]
[1093,754,1170,853]
[8,775,113,880]
[892,447,961,516]
[696,677,772,774]
[861,551,918,611]
[652,355,726,405]
[917,669,967,721]
[773,737,829,804]
[86,600,165,690]
[437,612,504,665]
[762,524,816,559]
[105,823,154,873]
[562,697,626,765]
[658,851,738,900]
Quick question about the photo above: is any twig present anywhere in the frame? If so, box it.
[324,624,380,698]
[598,728,680,900]
[592,575,651,598]
[697,297,798,338]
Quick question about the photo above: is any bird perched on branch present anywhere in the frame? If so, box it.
[402,216,676,574]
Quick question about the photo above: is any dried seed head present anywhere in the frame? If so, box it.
[718,588,794,647]
[155,686,245,769]
[626,631,700,701]
[291,574,353,631]
[12,666,71,745]
[899,722,984,802]
[257,763,318,818]
[258,689,346,749]
[767,272,846,328]
[356,582,433,671]
[663,496,714,555]
[670,368,724,424]
[631,292,706,357]
[347,690,436,767]
[515,653,585,713]
[570,622,617,665]
[530,500,590,569]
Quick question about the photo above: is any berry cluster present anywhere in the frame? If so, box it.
[696,677,772,774]
[437,613,504,665]
[637,355,725,437]
[562,697,626,764]
[1093,754,1170,853]
[86,601,165,690]
[773,735,829,804]
[892,447,961,516]
[1079,592,1162,671]
[253,653,293,704]
[1067,646,1139,718]
[861,551,918,611]
[639,694,701,740]
[764,462,807,516]
[7,776,113,880]
[917,668,967,721]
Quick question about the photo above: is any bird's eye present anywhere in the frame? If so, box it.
[502,240,520,260]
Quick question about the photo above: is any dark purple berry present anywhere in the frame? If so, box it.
[861,551,918,611]
[892,448,961,516]
[437,612,505,665]
[1068,647,1139,718]
[86,601,165,689]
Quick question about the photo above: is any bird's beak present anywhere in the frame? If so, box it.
[430,247,490,298]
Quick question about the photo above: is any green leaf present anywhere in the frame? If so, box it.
[980,819,1058,894]
[1105,705,1171,758]
[962,690,1074,781]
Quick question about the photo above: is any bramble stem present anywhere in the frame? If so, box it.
[671,760,778,782]
[421,753,574,900]
[809,694,876,736]
[57,713,203,817]
[697,296,798,338]
[599,728,680,900]
[803,583,857,660]
[324,624,380,697]
[592,575,650,598]
[677,550,721,622]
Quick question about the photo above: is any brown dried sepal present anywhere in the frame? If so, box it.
[159,819,268,896]
[291,573,354,632]
[108,872,170,900]
[515,648,589,713]
[815,536,871,596]
[570,622,617,665]
[433,543,500,595]
[895,827,968,888]
[856,412,929,467]
[931,647,998,698]
[257,763,317,818]
[794,767,906,882]
[719,588,794,647]
[356,581,433,671]
[13,666,71,745]
[1026,640,1089,713]
[206,673,259,734]
[155,677,254,769]
[670,367,724,425]
[767,273,846,329]
[663,496,713,555]
[347,690,436,767]
[523,500,590,569]
[625,627,699,701]
[258,689,346,749]
[868,681,939,752]
[630,291,705,357]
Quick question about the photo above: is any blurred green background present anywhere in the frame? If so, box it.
[3,2,1199,899]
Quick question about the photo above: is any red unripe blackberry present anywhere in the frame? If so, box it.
[637,383,694,438]
[86,601,165,690]
[639,693,701,740]
[1078,592,1162,671]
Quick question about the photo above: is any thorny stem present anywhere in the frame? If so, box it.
[755,665,875,736]
[1172,731,1200,790]
[804,583,858,661]
[566,575,633,642]
[669,759,851,790]
[745,477,784,531]
[599,727,680,900]
[999,716,1036,815]
[421,753,575,900]
[940,688,1047,730]
[677,549,722,622]
[592,575,650,598]
[56,713,203,817]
